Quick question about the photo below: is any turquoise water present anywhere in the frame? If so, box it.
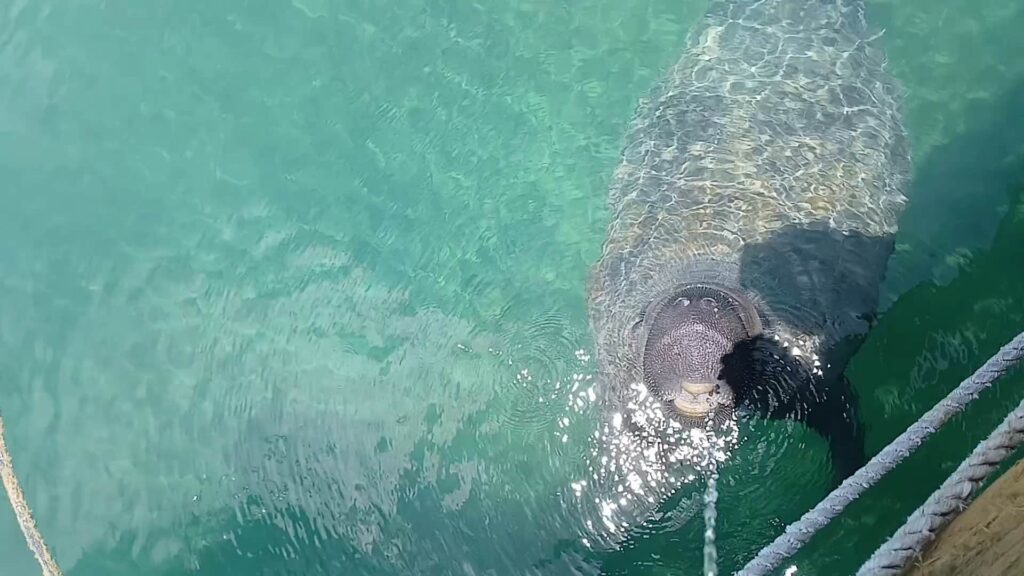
[1,0,1023,574]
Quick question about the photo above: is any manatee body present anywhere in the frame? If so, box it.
[583,0,910,538]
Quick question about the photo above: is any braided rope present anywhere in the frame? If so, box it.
[735,330,1024,576]
[857,396,1024,575]
[0,417,63,576]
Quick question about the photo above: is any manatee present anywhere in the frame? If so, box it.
[581,0,910,541]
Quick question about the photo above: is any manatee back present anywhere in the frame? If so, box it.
[588,0,910,362]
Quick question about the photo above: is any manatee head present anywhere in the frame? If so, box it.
[640,284,762,426]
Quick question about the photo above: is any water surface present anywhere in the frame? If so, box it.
[2,0,1024,574]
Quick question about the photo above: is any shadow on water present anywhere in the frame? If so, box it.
[739,225,894,345]
[719,80,1024,574]
[593,230,898,576]
[591,78,1024,574]
[789,162,1024,574]
[600,157,1023,576]
[881,78,1024,306]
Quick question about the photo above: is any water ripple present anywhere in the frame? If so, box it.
[496,311,586,436]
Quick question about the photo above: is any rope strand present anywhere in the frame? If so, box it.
[857,396,1024,575]
[0,416,63,576]
[736,330,1024,576]
[703,471,720,576]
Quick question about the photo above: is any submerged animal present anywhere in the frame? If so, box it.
[582,0,910,538]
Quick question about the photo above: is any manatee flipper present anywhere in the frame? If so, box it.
[802,374,866,484]
[723,336,866,485]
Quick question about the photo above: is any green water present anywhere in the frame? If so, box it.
[1,0,1023,574]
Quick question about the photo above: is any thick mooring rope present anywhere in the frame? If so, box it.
[857,395,1024,575]
[735,330,1024,576]
[0,417,63,576]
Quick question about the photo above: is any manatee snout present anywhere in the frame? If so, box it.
[641,284,761,423]
[672,376,735,418]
